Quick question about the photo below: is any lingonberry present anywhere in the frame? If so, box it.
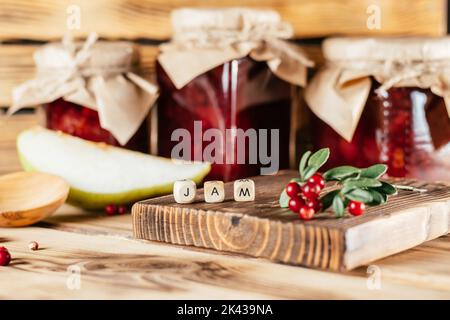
[105,204,117,216]
[298,206,315,220]
[28,241,39,251]
[0,247,11,266]
[348,200,366,216]
[117,205,127,215]
[306,198,323,212]
[288,196,305,213]
[301,182,321,199]
[285,182,301,198]
[308,173,325,191]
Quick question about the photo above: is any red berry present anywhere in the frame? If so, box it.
[348,200,366,216]
[286,182,301,198]
[308,174,325,190]
[0,247,11,266]
[105,204,117,216]
[298,206,315,220]
[118,205,127,215]
[301,182,321,199]
[306,198,323,212]
[288,196,304,213]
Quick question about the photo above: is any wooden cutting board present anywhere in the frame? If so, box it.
[132,171,450,271]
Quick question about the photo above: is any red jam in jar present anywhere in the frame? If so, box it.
[156,57,292,181]
[310,81,450,180]
[45,99,149,153]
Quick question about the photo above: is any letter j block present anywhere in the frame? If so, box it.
[173,180,196,204]
[204,181,225,203]
[233,179,255,202]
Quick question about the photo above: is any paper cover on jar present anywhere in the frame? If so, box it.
[305,37,450,142]
[157,8,314,89]
[9,33,158,146]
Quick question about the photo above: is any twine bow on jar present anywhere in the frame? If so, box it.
[9,33,158,146]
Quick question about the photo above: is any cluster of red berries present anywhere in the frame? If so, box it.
[286,174,325,220]
[104,204,127,216]
[285,174,367,219]
[0,246,11,266]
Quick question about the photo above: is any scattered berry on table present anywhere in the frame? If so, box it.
[348,200,366,216]
[0,247,11,266]
[105,204,118,216]
[28,241,39,251]
[118,205,127,215]
[298,206,315,220]
[286,182,301,198]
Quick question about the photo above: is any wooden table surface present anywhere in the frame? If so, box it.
[1,114,450,299]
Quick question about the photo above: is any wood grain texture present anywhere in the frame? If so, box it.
[1,223,449,299]
[0,0,446,41]
[132,171,450,271]
[0,113,39,175]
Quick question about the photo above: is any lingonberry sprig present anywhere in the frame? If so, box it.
[279,148,400,220]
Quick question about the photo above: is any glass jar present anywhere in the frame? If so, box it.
[10,37,157,154]
[45,98,149,153]
[156,8,312,181]
[156,57,292,181]
[305,37,450,181]
[310,80,450,180]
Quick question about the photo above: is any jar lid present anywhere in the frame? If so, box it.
[171,8,292,40]
[34,41,139,73]
[323,37,450,61]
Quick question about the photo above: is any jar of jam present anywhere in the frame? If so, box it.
[11,35,158,152]
[44,98,150,152]
[305,37,450,181]
[156,8,312,181]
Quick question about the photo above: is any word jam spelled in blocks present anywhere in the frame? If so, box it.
[234,179,255,202]
[173,180,197,204]
[204,181,225,203]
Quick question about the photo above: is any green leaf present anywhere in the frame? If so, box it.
[323,166,361,181]
[375,181,398,195]
[345,188,373,203]
[367,189,385,206]
[290,178,302,183]
[360,164,388,179]
[320,190,339,211]
[332,194,345,218]
[279,189,290,208]
[299,151,311,180]
[307,148,330,170]
[342,178,382,192]
[303,165,320,181]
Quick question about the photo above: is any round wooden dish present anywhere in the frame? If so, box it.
[0,172,70,227]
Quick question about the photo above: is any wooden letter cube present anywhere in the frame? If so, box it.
[173,180,196,204]
[204,181,225,203]
[233,179,255,202]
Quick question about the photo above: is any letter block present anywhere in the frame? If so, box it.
[204,181,225,203]
[173,180,196,204]
[233,179,255,202]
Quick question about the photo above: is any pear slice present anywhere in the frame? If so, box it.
[17,127,210,210]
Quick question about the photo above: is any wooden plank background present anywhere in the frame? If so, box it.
[0,0,446,41]
[0,0,447,107]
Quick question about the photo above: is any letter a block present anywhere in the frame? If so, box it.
[204,181,225,203]
[173,180,196,204]
[233,179,255,202]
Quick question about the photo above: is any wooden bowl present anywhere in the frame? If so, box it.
[0,172,70,227]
